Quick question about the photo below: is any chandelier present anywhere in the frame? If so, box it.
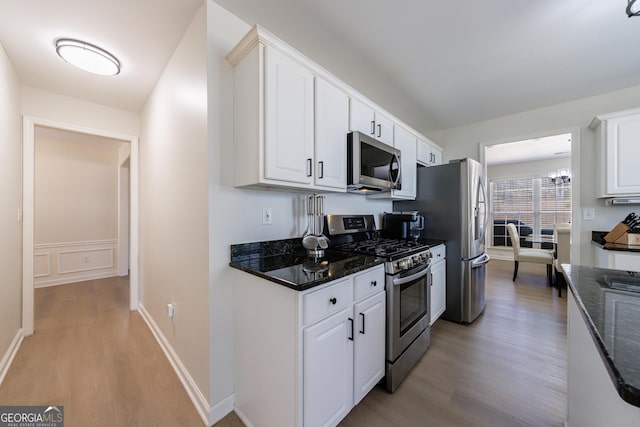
[549,169,571,184]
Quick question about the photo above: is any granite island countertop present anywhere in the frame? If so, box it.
[563,264,640,407]
[592,231,640,252]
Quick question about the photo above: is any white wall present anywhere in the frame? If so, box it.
[140,2,211,410]
[35,137,119,243]
[0,42,23,372]
[206,0,391,416]
[430,84,640,266]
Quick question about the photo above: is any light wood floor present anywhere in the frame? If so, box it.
[218,259,568,427]
[0,261,567,427]
[0,276,203,427]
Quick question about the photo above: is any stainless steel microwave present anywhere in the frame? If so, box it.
[347,131,401,193]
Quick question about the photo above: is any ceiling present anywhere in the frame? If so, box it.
[485,133,572,166]
[1,1,639,131]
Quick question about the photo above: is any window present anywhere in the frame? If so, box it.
[490,176,571,249]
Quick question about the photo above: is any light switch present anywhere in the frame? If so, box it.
[583,208,595,221]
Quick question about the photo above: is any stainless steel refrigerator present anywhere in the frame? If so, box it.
[394,158,490,323]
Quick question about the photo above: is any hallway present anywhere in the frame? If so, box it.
[0,277,202,426]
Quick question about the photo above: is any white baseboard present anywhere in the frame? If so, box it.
[235,408,256,427]
[138,304,232,426]
[0,328,24,387]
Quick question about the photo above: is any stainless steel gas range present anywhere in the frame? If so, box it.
[325,214,433,392]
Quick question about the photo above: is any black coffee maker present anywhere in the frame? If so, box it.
[382,211,424,240]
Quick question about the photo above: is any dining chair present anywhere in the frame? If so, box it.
[553,223,571,296]
[506,223,554,284]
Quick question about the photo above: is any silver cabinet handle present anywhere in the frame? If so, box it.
[306,158,312,177]
[377,124,381,138]
[370,120,375,135]
[318,161,324,179]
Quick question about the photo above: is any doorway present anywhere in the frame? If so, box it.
[22,116,139,336]
[479,128,581,265]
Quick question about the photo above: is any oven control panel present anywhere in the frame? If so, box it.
[387,249,432,275]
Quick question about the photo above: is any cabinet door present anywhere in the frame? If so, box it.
[393,125,417,199]
[606,114,640,194]
[374,112,394,146]
[303,308,354,427]
[264,46,315,184]
[353,291,385,405]
[315,78,349,190]
[349,97,375,136]
[430,259,446,324]
[430,146,443,165]
[416,138,430,166]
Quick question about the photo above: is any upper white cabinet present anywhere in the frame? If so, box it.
[227,25,442,194]
[350,98,394,146]
[391,125,417,199]
[264,46,315,184]
[315,77,349,190]
[417,137,443,167]
[591,109,640,196]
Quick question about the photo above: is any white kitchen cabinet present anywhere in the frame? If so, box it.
[264,46,315,184]
[417,137,443,167]
[349,97,394,146]
[315,77,349,190]
[594,246,640,271]
[353,291,386,405]
[392,125,417,199]
[591,108,640,196]
[233,264,385,427]
[228,25,443,194]
[303,307,353,427]
[430,244,446,324]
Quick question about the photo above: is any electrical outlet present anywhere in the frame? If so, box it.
[167,303,175,323]
[262,207,272,225]
[83,255,89,263]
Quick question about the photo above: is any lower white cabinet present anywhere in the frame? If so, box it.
[303,307,354,427]
[594,246,640,271]
[353,291,386,405]
[233,264,385,427]
[430,244,446,324]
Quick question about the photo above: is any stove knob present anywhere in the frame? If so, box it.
[413,255,421,264]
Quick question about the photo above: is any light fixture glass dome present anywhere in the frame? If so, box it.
[55,39,120,76]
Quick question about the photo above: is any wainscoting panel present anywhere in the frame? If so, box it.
[34,240,118,287]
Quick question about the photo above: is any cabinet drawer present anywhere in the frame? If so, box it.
[303,278,353,326]
[431,244,446,263]
[353,265,385,301]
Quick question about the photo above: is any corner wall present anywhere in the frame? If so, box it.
[430,84,640,266]
[139,1,211,418]
[0,42,23,378]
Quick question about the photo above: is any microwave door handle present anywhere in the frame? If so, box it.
[389,153,401,189]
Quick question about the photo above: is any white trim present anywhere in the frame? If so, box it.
[0,329,24,387]
[234,408,256,427]
[138,304,215,426]
[479,126,581,265]
[209,394,235,426]
[22,116,140,336]
[35,239,117,249]
[33,253,50,278]
[57,247,114,274]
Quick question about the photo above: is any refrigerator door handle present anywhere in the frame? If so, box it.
[471,253,491,268]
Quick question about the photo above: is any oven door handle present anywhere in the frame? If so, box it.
[392,264,429,286]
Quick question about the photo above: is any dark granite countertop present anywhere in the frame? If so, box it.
[592,231,640,252]
[229,237,385,291]
[563,264,640,407]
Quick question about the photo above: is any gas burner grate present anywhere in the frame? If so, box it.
[336,238,426,258]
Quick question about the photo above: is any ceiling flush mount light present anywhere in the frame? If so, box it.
[627,0,640,17]
[55,39,120,76]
